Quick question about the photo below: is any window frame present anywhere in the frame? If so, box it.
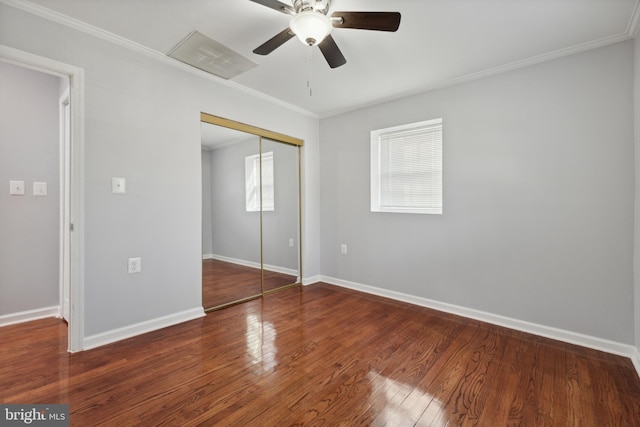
[245,151,274,212]
[370,118,443,215]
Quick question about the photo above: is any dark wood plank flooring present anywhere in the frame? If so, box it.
[202,259,298,309]
[2,283,640,426]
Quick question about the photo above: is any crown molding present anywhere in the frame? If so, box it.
[627,0,640,37]
[4,0,637,121]
[0,0,319,119]
[321,31,634,119]
[429,32,633,90]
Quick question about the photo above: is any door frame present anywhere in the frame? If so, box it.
[0,45,85,352]
[60,90,71,323]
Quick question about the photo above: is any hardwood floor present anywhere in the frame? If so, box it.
[2,283,640,426]
[202,259,298,309]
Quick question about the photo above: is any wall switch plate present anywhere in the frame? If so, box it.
[112,177,126,194]
[341,244,348,255]
[289,238,294,248]
[9,180,25,195]
[128,257,141,273]
[33,182,47,196]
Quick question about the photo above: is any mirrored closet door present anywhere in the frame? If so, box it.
[261,137,301,293]
[201,113,302,311]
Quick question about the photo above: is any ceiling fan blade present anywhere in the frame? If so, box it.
[318,35,346,69]
[331,11,401,32]
[253,28,295,55]
[248,0,294,15]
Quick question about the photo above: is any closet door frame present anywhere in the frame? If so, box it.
[201,112,303,311]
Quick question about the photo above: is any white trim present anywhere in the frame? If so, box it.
[68,56,85,353]
[0,44,76,78]
[205,254,260,270]
[0,44,86,353]
[3,0,634,121]
[83,307,205,350]
[263,263,298,277]
[0,0,317,120]
[626,0,640,37]
[302,275,322,285]
[0,306,60,327]
[59,88,71,323]
[204,253,298,276]
[370,118,443,215]
[320,33,634,119]
[318,276,639,365]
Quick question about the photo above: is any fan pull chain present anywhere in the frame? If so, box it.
[306,47,313,97]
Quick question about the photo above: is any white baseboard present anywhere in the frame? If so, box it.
[203,253,260,269]
[264,263,297,277]
[83,307,205,350]
[0,306,60,327]
[318,276,640,375]
[302,275,322,285]
[204,253,298,277]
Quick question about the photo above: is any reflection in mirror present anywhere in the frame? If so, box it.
[261,138,300,292]
[202,122,261,309]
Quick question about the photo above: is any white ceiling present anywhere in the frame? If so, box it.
[21,0,640,117]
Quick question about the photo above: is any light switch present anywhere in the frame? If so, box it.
[9,180,25,196]
[33,182,47,196]
[112,177,126,194]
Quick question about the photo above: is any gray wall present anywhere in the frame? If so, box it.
[3,2,637,350]
[201,149,213,256]
[0,2,320,337]
[209,137,262,264]
[0,61,61,316]
[320,41,635,344]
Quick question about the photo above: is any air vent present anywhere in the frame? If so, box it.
[167,31,257,79]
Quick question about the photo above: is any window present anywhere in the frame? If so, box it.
[245,151,274,212]
[371,118,442,214]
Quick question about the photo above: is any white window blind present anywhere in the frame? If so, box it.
[245,151,274,212]
[371,119,442,214]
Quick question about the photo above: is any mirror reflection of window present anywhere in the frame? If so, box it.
[245,151,274,212]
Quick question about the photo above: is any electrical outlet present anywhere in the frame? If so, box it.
[341,244,348,255]
[128,257,141,273]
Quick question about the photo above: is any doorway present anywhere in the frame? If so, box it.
[0,45,85,352]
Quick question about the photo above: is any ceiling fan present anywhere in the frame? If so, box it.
[250,0,401,68]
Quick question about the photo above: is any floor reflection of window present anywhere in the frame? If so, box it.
[246,314,277,373]
[368,372,444,425]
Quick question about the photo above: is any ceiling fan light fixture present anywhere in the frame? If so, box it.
[289,11,332,46]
